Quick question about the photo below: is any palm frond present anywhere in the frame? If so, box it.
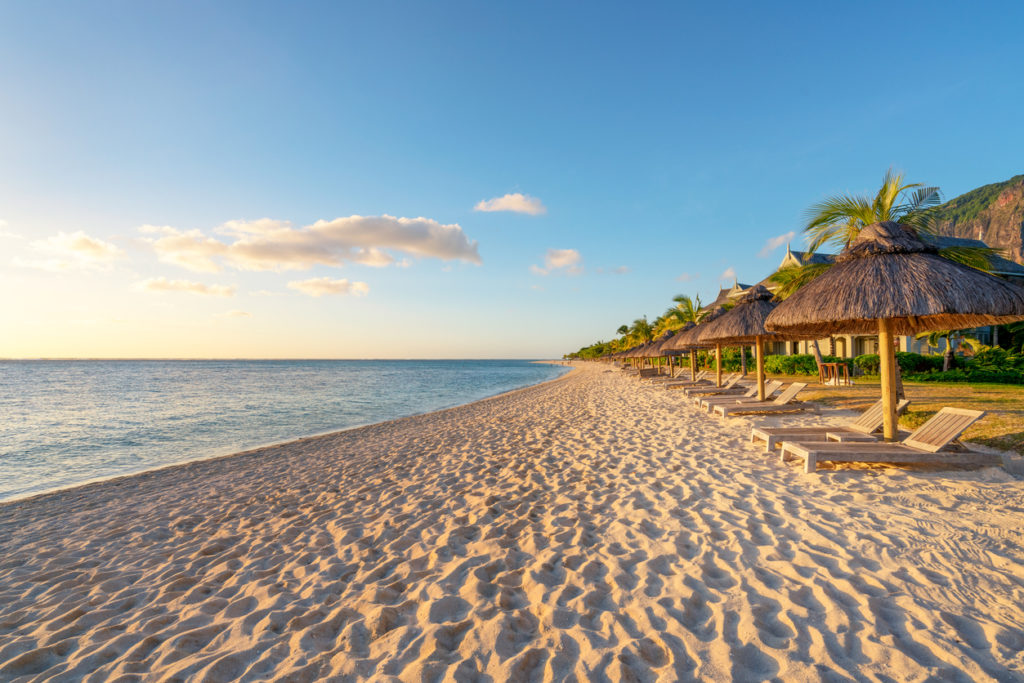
[874,168,923,221]
[906,186,942,211]
[914,329,946,347]
[938,245,998,273]
[768,262,833,300]
[668,293,705,324]
[804,195,875,252]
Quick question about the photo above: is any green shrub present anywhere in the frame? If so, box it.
[970,346,1024,372]
[855,352,946,375]
[895,352,944,373]
[764,354,817,375]
[854,354,880,375]
[762,354,851,376]
[906,368,1024,384]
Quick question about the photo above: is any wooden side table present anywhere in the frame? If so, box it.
[819,362,850,386]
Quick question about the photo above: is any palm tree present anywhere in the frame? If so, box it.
[915,330,959,372]
[630,317,654,344]
[654,294,706,336]
[915,329,984,370]
[804,167,997,268]
[804,168,942,252]
[672,294,706,323]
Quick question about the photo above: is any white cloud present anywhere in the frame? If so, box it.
[136,277,236,296]
[0,219,22,239]
[676,272,699,282]
[16,230,123,271]
[531,248,583,276]
[287,277,370,298]
[141,215,480,273]
[757,230,797,258]
[474,193,547,215]
[719,266,737,282]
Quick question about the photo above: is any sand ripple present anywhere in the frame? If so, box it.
[2,364,1024,681]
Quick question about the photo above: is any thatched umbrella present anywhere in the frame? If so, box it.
[663,308,728,384]
[627,341,653,368]
[645,329,679,374]
[658,322,695,380]
[766,221,1024,439]
[697,285,802,400]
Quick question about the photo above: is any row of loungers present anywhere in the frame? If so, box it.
[621,364,988,474]
[758,403,986,473]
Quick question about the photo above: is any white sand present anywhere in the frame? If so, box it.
[1,363,1023,681]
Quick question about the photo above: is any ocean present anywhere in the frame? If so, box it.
[0,359,570,502]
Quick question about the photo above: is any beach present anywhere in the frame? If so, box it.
[1,362,1023,681]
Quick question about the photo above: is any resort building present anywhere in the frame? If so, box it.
[703,239,1024,359]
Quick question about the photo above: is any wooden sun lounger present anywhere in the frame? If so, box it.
[663,370,732,390]
[653,369,708,384]
[683,374,745,397]
[779,407,985,473]
[712,382,811,417]
[697,380,782,410]
[750,399,911,453]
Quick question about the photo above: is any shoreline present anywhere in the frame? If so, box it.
[0,361,574,507]
[2,362,1022,680]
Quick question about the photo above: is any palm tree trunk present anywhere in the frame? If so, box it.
[944,334,955,371]
[810,340,824,374]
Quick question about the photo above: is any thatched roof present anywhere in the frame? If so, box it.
[663,309,726,351]
[696,285,803,344]
[626,342,652,358]
[765,221,1024,336]
[643,329,683,357]
[655,322,692,353]
[614,344,638,360]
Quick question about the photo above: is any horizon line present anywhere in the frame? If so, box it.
[0,357,564,362]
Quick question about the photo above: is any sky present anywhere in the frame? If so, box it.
[2,1,1023,359]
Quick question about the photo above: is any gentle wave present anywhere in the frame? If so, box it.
[0,360,569,501]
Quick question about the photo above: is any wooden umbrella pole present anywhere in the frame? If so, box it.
[690,349,697,381]
[878,318,899,441]
[756,336,766,401]
[715,344,723,387]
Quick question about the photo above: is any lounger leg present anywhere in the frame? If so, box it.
[779,446,788,464]
[765,436,777,454]
[803,454,817,474]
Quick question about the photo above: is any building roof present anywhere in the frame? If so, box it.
[928,236,1024,277]
[781,246,837,268]
[702,281,752,310]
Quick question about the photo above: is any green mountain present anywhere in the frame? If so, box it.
[931,174,1024,264]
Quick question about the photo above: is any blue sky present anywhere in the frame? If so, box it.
[1,1,1022,358]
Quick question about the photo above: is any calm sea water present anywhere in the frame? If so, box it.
[0,360,569,502]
